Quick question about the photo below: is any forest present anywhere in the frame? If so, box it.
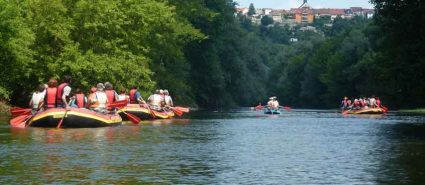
[0,0,424,109]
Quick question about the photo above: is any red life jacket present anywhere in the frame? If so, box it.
[354,101,360,106]
[45,87,57,108]
[129,89,137,104]
[347,100,352,106]
[105,90,116,103]
[360,100,365,107]
[75,93,85,108]
[376,99,381,106]
[56,83,69,106]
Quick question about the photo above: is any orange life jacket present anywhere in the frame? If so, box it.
[56,83,69,106]
[45,87,57,108]
[75,93,85,108]
[129,89,137,104]
[105,90,116,104]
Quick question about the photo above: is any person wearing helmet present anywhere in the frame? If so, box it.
[163,89,174,107]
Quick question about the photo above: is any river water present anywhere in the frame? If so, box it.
[1,109,425,184]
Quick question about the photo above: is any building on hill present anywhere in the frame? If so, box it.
[290,0,314,25]
[314,9,347,20]
[270,9,287,24]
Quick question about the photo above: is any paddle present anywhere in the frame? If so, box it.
[57,108,71,129]
[255,105,264,110]
[342,110,350,115]
[10,114,32,128]
[11,108,32,117]
[281,106,292,111]
[170,107,184,117]
[142,104,156,119]
[380,105,388,113]
[107,100,128,109]
[120,110,141,124]
[173,107,190,113]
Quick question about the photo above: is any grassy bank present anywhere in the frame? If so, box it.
[399,108,425,114]
[0,101,10,115]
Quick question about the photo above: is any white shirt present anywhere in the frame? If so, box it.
[31,92,45,109]
[95,92,108,108]
[63,86,71,97]
[164,95,173,106]
[117,94,129,101]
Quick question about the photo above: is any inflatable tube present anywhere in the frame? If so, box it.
[27,108,122,128]
[345,108,385,114]
[118,104,175,120]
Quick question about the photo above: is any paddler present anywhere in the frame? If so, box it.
[267,96,279,110]
[44,79,58,109]
[148,89,164,110]
[117,88,130,103]
[91,83,109,113]
[104,82,119,104]
[341,96,349,110]
[129,86,145,104]
[71,88,87,108]
[57,75,72,108]
[29,84,46,115]
[87,87,97,110]
[163,89,174,107]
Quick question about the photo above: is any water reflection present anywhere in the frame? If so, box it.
[1,111,425,184]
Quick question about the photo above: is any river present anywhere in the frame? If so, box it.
[1,109,425,184]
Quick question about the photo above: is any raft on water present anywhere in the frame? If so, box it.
[264,109,281,115]
[27,108,122,128]
[344,108,385,114]
[118,104,175,120]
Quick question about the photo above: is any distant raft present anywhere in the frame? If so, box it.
[344,108,385,114]
[264,109,281,115]
[118,104,175,120]
[27,108,122,128]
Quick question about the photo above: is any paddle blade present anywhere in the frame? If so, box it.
[283,106,292,111]
[107,100,128,109]
[10,114,31,128]
[342,110,349,115]
[171,108,184,117]
[174,107,189,113]
[11,109,32,117]
[255,105,264,110]
[125,112,141,124]
[381,106,388,113]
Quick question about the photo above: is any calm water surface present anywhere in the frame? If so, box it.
[1,109,425,184]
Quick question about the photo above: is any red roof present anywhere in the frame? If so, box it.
[314,9,346,15]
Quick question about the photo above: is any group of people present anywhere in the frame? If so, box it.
[267,96,280,110]
[29,75,174,115]
[340,96,382,111]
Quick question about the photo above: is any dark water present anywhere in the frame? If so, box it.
[1,109,425,184]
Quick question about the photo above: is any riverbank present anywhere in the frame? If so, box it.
[399,109,425,114]
[0,101,10,115]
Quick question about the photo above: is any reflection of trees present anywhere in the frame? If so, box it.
[375,123,425,184]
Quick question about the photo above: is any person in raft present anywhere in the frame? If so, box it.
[117,88,130,103]
[148,89,164,111]
[129,86,145,104]
[57,75,72,108]
[104,82,119,104]
[29,84,46,115]
[340,97,351,111]
[87,87,97,110]
[89,83,109,113]
[163,89,174,107]
[70,88,87,108]
[44,79,58,109]
[267,97,280,110]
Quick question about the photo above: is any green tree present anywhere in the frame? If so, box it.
[248,3,256,16]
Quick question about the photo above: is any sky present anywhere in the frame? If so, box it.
[236,0,374,9]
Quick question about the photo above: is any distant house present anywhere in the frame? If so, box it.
[236,8,249,16]
[349,7,375,18]
[263,8,273,15]
[290,8,314,24]
[270,9,287,24]
[314,9,347,20]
